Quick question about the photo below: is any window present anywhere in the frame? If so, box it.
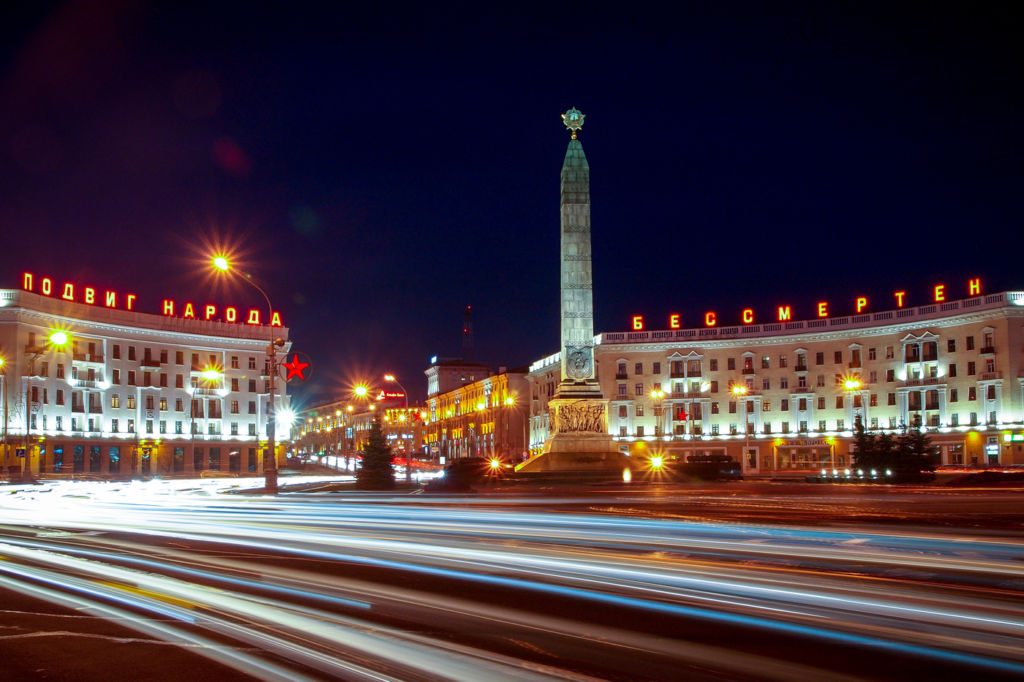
[710,380,718,393]
[128,346,136,361]
[111,394,119,408]
[126,396,136,409]
[176,398,183,411]
[948,363,957,378]
[111,418,119,432]
[796,353,806,369]
[652,362,661,374]
[636,425,644,437]
[781,398,790,411]
[710,359,718,371]
[870,394,878,407]
[175,374,184,388]
[231,356,239,369]
[56,390,64,405]
[159,373,168,387]
[231,378,239,391]
[888,393,896,406]
[967,361,976,375]
[618,405,627,418]
[816,375,825,387]
[947,339,956,352]
[868,371,876,383]
[128,370,136,385]
[815,352,824,365]
[711,424,719,435]
[143,371,151,386]
[798,375,807,389]
[159,421,167,434]
[836,419,844,430]
[729,401,737,414]
[818,419,827,431]
[727,358,735,370]
[159,398,167,410]
[834,351,842,364]
[619,426,627,436]
[57,363,65,379]
[761,356,770,369]
[950,389,958,402]
[817,397,825,410]
[986,385,996,400]
[127,419,135,433]
[248,379,257,393]
[176,351,184,364]
[885,346,894,359]
[634,383,643,396]
[779,377,789,389]
[781,422,790,434]
[950,413,959,427]
[231,400,239,414]
[836,396,844,408]
[868,348,877,361]
[248,401,257,414]
[146,396,154,410]
[160,350,168,363]
[797,398,805,411]
[966,336,975,350]
[886,369,895,382]
[711,402,719,414]
[113,345,121,359]
[145,420,153,434]
[635,405,644,417]
[248,357,257,370]
[761,378,770,390]
[230,423,239,435]
[779,355,787,368]
[634,362,643,375]
[175,421,183,434]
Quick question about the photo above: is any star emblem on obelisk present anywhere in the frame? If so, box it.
[281,353,310,381]
[561,107,585,139]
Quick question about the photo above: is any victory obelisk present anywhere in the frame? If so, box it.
[520,108,629,472]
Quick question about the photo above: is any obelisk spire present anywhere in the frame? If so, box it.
[556,108,601,397]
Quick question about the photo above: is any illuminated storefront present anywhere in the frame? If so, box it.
[0,286,292,478]
[529,289,1024,472]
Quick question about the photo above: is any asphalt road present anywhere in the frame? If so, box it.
[1,478,1023,681]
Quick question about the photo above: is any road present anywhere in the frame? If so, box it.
[1,478,1023,681]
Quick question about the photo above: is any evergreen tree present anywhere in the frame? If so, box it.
[356,418,395,489]
[852,423,938,481]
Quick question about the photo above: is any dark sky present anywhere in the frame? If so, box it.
[1,2,1021,407]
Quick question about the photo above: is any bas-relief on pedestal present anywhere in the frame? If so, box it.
[519,109,631,473]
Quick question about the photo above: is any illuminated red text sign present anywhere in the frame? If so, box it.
[22,272,283,327]
[630,277,982,330]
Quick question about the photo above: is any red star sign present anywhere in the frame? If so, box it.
[281,354,310,381]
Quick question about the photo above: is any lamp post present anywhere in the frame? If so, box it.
[23,331,70,481]
[383,373,412,482]
[1,357,8,479]
[732,384,751,471]
[213,256,281,493]
[843,376,864,469]
[650,389,665,438]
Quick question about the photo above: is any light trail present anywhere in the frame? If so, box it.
[1,480,1023,680]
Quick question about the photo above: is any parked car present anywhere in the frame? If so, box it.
[674,454,743,481]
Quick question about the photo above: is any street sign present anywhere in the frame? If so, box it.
[15,448,26,458]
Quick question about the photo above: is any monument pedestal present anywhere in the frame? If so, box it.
[518,393,631,473]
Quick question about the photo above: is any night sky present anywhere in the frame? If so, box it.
[1,2,1020,406]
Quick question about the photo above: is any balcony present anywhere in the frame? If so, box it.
[140,358,162,369]
[791,387,813,393]
[848,361,861,369]
[900,377,942,387]
[615,372,628,380]
[670,391,703,400]
[75,379,98,389]
[72,353,105,364]
[669,371,684,379]
[741,367,756,375]
[979,371,1002,381]
[795,364,808,372]
[980,346,996,355]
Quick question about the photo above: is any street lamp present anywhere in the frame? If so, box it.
[383,373,412,482]
[650,389,665,437]
[212,255,282,493]
[731,384,751,472]
[23,331,71,481]
[1,356,8,479]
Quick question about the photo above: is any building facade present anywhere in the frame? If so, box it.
[0,288,292,477]
[422,365,530,463]
[528,291,1024,471]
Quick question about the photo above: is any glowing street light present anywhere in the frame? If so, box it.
[353,385,369,398]
[732,384,751,471]
[211,255,283,493]
[22,330,71,480]
[844,377,862,391]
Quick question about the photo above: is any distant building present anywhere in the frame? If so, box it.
[295,398,422,462]
[0,288,292,477]
[528,290,1024,471]
[422,365,530,462]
